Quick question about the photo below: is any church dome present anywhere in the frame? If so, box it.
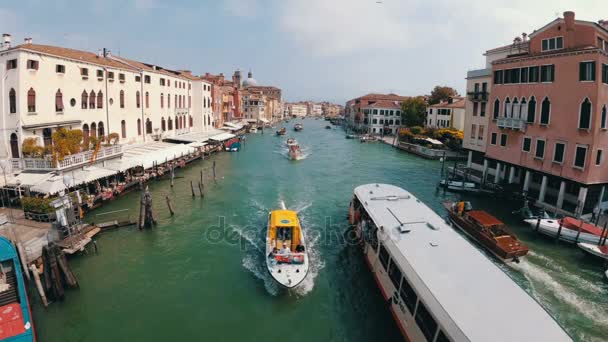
[242,71,258,87]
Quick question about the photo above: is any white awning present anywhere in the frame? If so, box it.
[187,142,207,148]
[259,118,269,123]
[31,166,117,195]
[424,138,444,145]
[7,172,53,187]
[210,133,236,142]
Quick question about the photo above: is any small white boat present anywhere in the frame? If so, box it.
[523,217,608,244]
[577,242,608,261]
[286,138,298,147]
[265,203,309,288]
[438,180,477,189]
[250,127,258,133]
[288,145,303,160]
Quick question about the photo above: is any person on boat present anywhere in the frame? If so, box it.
[295,244,305,253]
[280,243,291,255]
[457,201,465,216]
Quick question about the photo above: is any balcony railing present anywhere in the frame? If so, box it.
[497,117,526,131]
[467,91,488,102]
[16,145,123,171]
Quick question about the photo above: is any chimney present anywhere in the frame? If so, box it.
[2,33,11,50]
[564,11,575,31]
[24,37,32,44]
[522,32,528,42]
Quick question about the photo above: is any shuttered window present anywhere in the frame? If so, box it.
[27,88,36,112]
[55,89,64,112]
[580,61,596,81]
[579,98,592,129]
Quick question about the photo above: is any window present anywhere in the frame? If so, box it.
[119,73,125,82]
[120,90,125,108]
[8,88,16,114]
[504,98,511,117]
[136,91,141,108]
[161,93,164,108]
[480,102,486,117]
[579,98,592,129]
[527,97,536,123]
[144,75,151,84]
[597,149,603,166]
[529,66,540,83]
[512,98,520,118]
[493,99,500,119]
[160,78,166,86]
[473,102,478,116]
[26,60,39,70]
[553,142,565,163]
[415,301,438,342]
[378,244,389,270]
[602,64,608,84]
[522,137,532,152]
[107,71,114,81]
[56,64,65,73]
[541,37,564,51]
[27,88,36,112]
[168,117,173,130]
[121,120,126,139]
[145,92,149,108]
[81,68,89,77]
[89,90,96,109]
[541,65,555,82]
[97,91,103,109]
[500,134,507,147]
[168,94,171,108]
[494,70,504,84]
[478,125,484,140]
[399,275,418,314]
[81,90,88,109]
[540,97,551,125]
[135,75,141,82]
[161,117,166,131]
[535,139,546,159]
[6,59,17,70]
[96,69,103,79]
[146,119,152,134]
[579,61,596,81]
[520,67,529,83]
[490,132,497,145]
[470,124,477,139]
[602,106,607,129]
[55,89,64,112]
[574,145,587,169]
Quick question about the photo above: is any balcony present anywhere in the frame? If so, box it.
[497,117,526,131]
[467,91,488,102]
[15,145,123,171]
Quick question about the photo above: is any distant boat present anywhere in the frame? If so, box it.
[286,138,298,147]
[0,237,35,341]
[266,205,309,288]
[250,127,258,133]
[577,242,608,261]
[444,201,528,263]
[294,123,303,131]
[276,127,287,136]
[524,217,608,244]
[359,135,378,143]
[224,138,240,152]
[288,144,304,160]
[345,134,358,139]
[325,126,332,130]
[513,201,557,220]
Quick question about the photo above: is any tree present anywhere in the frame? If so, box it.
[428,86,459,105]
[401,97,428,127]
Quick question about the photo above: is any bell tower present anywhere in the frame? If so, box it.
[233,70,242,89]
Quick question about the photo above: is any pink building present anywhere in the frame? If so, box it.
[485,11,608,215]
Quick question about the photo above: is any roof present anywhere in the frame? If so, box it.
[270,210,299,228]
[467,210,503,227]
[366,100,401,109]
[354,184,571,342]
[209,133,236,142]
[429,97,465,109]
[358,93,408,101]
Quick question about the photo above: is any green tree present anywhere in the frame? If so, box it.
[428,86,459,105]
[401,97,428,127]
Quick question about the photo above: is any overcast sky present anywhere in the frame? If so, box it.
[1,0,607,103]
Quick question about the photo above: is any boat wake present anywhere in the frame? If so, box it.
[274,144,311,161]
[510,254,608,333]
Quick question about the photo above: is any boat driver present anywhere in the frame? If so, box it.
[280,243,291,255]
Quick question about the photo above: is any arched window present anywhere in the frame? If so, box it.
[579,98,592,129]
[504,97,511,118]
[161,117,166,131]
[89,90,96,109]
[188,96,191,108]
[137,118,142,136]
[97,90,103,109]
[168,94,171,108]
[511,98,519,118]
[120,90,125,108]
[43,128,52,148]
[9,88,16,114]
[168,117,173,130]
[145,92,149,108]
[527,97,536,123]
[98,121,105,137]
[540,97,551,125]
[175,94,178,108]
[27,88,36,112]
[208,116,211,125]
[161,93,164,108]
[83,124,90,146]
[121,120,126,138]
[10,133,19,158]
[175,116,178,129]
[136,91,141,108]
[189,115,193,127]
[55,89,64,112]
[493,98,500,119]
[179,116,183,129]
[82,90,88,109]
[519,98,527,120]
[91,122,97,138]
[145,119,152,134]
[602,105,607,129]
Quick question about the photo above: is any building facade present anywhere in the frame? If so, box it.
[287,103,307,117]
[361,101,402,135]
[344,93,408,132]
[426,97,466,131]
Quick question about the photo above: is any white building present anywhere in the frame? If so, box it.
[288,103,307,117]
[362,101,402,135]
[242,92,266,123]
[426,97,466,131]
[311,103,323,116]
[0,35,214,164]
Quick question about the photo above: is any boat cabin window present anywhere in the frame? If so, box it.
[378,244,390,270]
[360,208,379,252]
[399,275,418,314]
[388,260,402,289]
[415,301,439,342]
[276,227,293,242]
[435,330,451,342]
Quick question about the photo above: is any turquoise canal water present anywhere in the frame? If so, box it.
[31,118,607,341]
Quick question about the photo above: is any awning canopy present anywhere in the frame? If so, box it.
[165,129,225,143]
[210,133,236,142]
[31,166,117,195]
[259,118,269,123]
[6,172,53,187]
[187,142,207,148]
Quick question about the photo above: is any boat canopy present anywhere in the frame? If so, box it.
[269,210,302,246]
[467,210,503,227]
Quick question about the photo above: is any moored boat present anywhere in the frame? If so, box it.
[345,134,358,139]
[249,127,258,133]
[0,237,35,341]
[288,144,303,160]
[513,201,556,220]
[444,201,528,262]
[265,205,308,288]
[276,127,287,136]
[577,242,608,261]
[224,138,240,152]
[437,179,483,193]
[523,217,608,244]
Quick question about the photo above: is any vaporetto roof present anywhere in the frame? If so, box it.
[354,184,571,342]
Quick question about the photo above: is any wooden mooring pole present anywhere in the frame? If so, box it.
[535,217,541,232]
[191,181,196,197]
[30,264,48,307]
[165,196,175,216]
[198,182,204,198]
[601,222,608,246]
[555,219,564,241]
[213,160,217,183]
[574,219,583,243]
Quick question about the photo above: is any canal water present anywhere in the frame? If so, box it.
[32,118,607,341]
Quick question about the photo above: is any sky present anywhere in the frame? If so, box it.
[1,0,607,104]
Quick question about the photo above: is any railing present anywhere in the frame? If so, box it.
[397,142,465,160]
[497,117,526,131]
[18,145,123,171]
[466,91,488,102]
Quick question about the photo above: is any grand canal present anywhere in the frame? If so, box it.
[32,118,607,341]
